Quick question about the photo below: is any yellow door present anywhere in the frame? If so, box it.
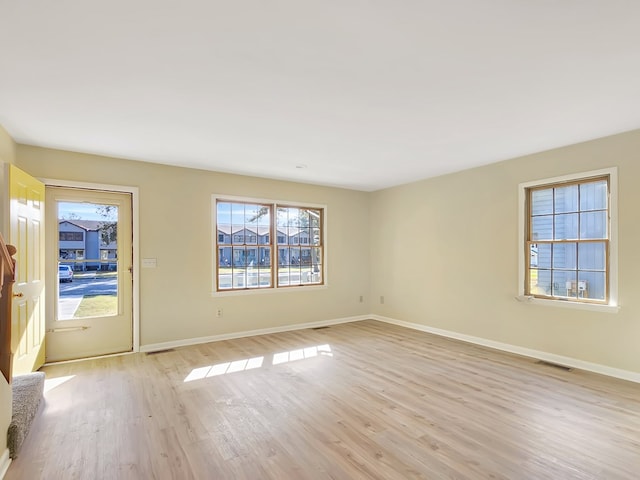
[45,187,133,361]
[8,164,46,375]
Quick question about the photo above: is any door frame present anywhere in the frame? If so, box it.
[41,178,140,354]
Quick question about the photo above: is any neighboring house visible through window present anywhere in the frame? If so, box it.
[214,197,324,292]
[59,231,84,241]
[520,168,618,307]
[58,220,117,271]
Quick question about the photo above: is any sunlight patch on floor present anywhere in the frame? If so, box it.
[272,344,332,365]
[44,375,76,393]
[184,344,333,383]
[184,356,265,382]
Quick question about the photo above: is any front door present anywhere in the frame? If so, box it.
[8,165,46,375]
[45,187,133,362]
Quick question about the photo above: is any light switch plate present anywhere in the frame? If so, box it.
[142,258,157,268]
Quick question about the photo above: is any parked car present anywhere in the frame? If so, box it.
[58,265,73,283]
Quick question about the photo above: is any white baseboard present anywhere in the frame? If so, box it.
[0,449,11,479]
[372,315,640,384]
[140,315,370,353]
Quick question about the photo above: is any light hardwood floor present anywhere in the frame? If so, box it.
[6,320,640,479]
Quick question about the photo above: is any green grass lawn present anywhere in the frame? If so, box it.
[74,295,117,318]
[73,271,119,279]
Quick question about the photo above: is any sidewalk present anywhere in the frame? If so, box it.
[58,296,83,320]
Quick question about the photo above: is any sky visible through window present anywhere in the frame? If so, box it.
[58,202,117,221]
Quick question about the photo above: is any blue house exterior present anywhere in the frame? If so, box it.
[217,225,319,268]
[58,220,117,271]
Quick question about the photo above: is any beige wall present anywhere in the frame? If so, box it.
[370,129,640,374]
[0,126,16,167]
[0,125,16,232]
[0,125,15,463]
[9,128,640,376]
[17,145,371,347]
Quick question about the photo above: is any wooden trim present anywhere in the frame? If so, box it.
[524,175,611,304]
[526,174,609,192]
[0,234,16,384]
[214,200,325,292]
[275,204,324,289]
[215,199,274,292]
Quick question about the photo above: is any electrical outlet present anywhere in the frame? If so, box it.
[380,296,385,304]
[216,308,223,318]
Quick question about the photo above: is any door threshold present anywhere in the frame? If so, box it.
[43,350,135,367]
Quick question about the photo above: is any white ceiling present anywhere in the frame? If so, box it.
[1,1,639,191]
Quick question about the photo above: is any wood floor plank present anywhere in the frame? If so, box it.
[6,320,640,479]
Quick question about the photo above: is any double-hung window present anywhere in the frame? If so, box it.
[214,198,324,292]
[521,168,617,306]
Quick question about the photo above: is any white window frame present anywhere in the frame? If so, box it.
[212,194,328,296]
[517,167,619,313]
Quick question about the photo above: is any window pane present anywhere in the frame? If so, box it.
[277,208,288,227]
[580,180,607,211]
[578,242,606,271]
[298,209,310,227]
[57,201,119,320]
[256,267,271,288]
[529,244,538,268]
[554,185,578,213]
[282,207,300,226]
[259,228,270,244]
[580,211,607,239]
[231,203,245,224]
[258,207,270,226]
[311,248,322,270]
[554,213,578,240]
[246,231,257,245]
[552,270,577,298]
[246,265,259,287]
[278,266,291,286]
[552,242,576,270]
[217,202,231,224]
[218,265,232,289]
[289,228,299,244]
[531,216,553,240]
[530,269,551,296]
[245,204,260,225]
[233,246,246,266]
[279,247,290,266]
[533,243,551,269]
[258,247,271,267]
[578,271,606,301]
[312,228,321,246]
[230,226,242,244]
[289,265,304,285]
[246,247,258,266]
[233,267,247,288]
[219,247,231,267]
[531,189,553,216]
[290,246,301,266]
[309,209,321,228]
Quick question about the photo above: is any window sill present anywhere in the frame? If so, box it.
[515,295,620,313]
